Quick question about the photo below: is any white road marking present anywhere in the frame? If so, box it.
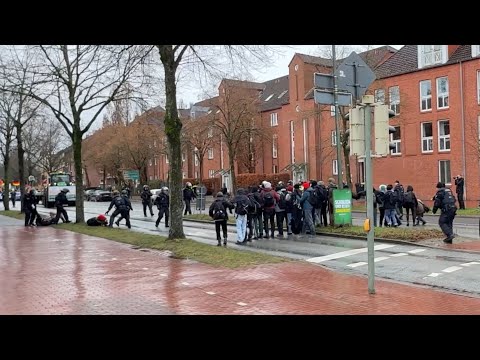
[306,244,395,263]
[347,262,367,268]
[374,257,389,263]
[390,253,408,257]
[442,266,463,273]
[408,249,426,254]
[206,291,216,295]
[182,282,190,286]
[427,273,441,277]
[460,262,480,267]
[237,302,247,306]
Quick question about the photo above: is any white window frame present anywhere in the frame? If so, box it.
[165,155,169,164]
[388,86,400,115]
[194,153,199,167]
[270,112,278,127]
[390,126,401,155]
[149,175,153,180]
[374,89,385,104]
[182,172,186,179]
[438,120,450,152]
[419,80,432,112]
[208,169,215,178]
[290,120,295,163]
[331,130,337,146]
[272,134,278,159]
[477,70,480,104]
[418,45,447,68]
[472,45,480,58]
[330,105,336,117]
[439,160,451,185]
[195,171,198,179]
[421,122,433,153]
[207,128,213,138]
[182,152,186,162]
[207,148,214,159]
[436,77,449,109]
[332,159,338,175]
[149,159,152,166]
[273,165,278,174]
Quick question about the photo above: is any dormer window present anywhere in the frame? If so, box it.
[265,94,274,102]
[472,45,480,58]
[278,90,288,99]
[418,45,447,68]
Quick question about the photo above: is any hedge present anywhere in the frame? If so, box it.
[183,177,221,195]
[236,173,290,189]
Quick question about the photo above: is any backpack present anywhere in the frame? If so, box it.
[403,191,414,205]
[213,201,226,220]
[308,186,324,208]
[442,189,456,210]
[247,194,260,214]
[263,191,275,207]
[235,197,250,216]
[114,196,125,208]
[278,192,287,210]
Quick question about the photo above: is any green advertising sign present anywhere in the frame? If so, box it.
[123,170,140,181]
[332,189,352,225]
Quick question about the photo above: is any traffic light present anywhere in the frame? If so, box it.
[345,106,365,157]
[374,104,396,156]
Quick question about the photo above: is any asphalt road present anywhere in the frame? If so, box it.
[32,200,480,297]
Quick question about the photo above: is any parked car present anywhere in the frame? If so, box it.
[150,188,162,202]
[90,190,113,202]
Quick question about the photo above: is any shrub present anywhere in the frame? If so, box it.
[236,173,290,189]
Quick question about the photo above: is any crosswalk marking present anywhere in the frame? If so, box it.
[442,266,463,273]
[408,249,426,254]
[390,253,408,257]
[347,262,367,268]
[374,257,389,263]
[306,244,395,264]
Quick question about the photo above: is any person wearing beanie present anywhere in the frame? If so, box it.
[432,181,457,243]
[209,191,234,246]
[260,181,280,238]
[87,214,108,226]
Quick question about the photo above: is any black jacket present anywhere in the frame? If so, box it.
[54,192,68,207]
[183,187,196,201]
[154,193,169,208]
[141,190,153,204]
[209,197,234,221]
[433,188,457,214]
[455,177,464,194]
[87,217,108,226]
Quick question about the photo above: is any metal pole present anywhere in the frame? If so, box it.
[332,45,343,189]
[363,99,375,294]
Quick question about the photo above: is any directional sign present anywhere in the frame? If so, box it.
[123,170,139,181]
[314,89,352,106]
[314,73,334,89]
[335,52,376,100]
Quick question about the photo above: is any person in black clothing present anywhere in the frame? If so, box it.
[23,189,37,226]
[394,180,405,219]
[183,182,196,215]
[433,182,457,243]
[454,175,465,210]
[403,185,418,226]
[87,214,108,226]
[114,190,133,228]
[209,191,234,247]
[54,188,70,224]
[154,187,170,228]
[376,185,387,227]
[141,185,154,217]
[11,189,16,208]
[245,186,261,241]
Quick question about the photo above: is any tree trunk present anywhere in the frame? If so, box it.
[199,155,204,184]
[141,165,148,186]
[73,126,85,223]
[2,152,10,211]
[102,165,106,190]
[84,166,90,188]
[160,46,185,239]
[342,114,353,190]
[228,143,236,194]
[16,124,25,213]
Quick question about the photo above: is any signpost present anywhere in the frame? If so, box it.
[196,185,207,213]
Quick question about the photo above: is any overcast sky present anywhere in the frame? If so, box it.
[176,45,403,106]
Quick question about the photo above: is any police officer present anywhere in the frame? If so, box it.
[54,188,71,224]
[154,187,169,228]
[432,182,457,243]
[141,185,154,217]
[114,190,133,228]
[23,189,36,226]
[183,182,196,215]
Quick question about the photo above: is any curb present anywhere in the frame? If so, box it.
[351,209,480,218]
[183,217,480,255]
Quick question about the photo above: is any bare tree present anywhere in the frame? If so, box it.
[0,89,17,210]
[155,45,275,239]
[2,45,153,222]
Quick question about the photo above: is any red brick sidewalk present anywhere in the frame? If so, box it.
[1,224,480,314]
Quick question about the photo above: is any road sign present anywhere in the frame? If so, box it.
[335,52,376,100]
[123,170,139,181]
[314,89,352,106]
[314,73,334,89]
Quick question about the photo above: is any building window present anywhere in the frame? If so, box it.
[265,94,274,102]
[333,159,338,175]
[439,160,451,185]
[472,45,480,58]
[374,89,385,104]
[330,105,336,116]
[208,170,215,178]
[390,126,401,155]
[165,155,169,164]
[290,120,295,163]
[273,165,278,174]
[194,154,199,166]
[477,71,480,104]
[270,113,278,127]
[182,172,186,179]
[438,120,450,151]
[182,152,186,162]
[331,130,337,146]
[154,158,157,165]
[207,128,213,138]
[421,122,433,153]
[195,171,198,179]
[388,86,400,115]
[208,148,213,159]
[149,159,152,166]
[149,176,153,180]
[419,80,432,111]
[436,77,449,109]
[272,134,278,159]
[278,90,288,99]
[419,45,445,68]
